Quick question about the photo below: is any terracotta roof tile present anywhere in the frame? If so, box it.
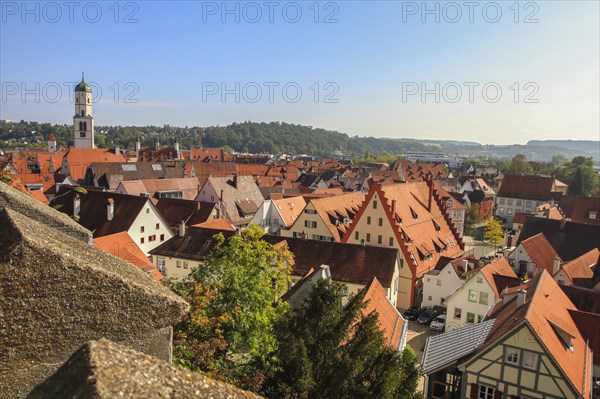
[272,196,306,227]
[191,218,236,231]
[560,248,598,285]
[309,192,365,242]
[118,177,200,200]
[497,173,559,201]
[520,233,560,275]
[479,258,520,296]
[517,217,600,261]
[63,148,126,181]
[476,271,592,398]
[263,236,399,288]
[362,278,406,349]
[94,232,163,281]
[376,182,464,276]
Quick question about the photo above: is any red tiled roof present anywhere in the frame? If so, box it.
[476,271,592,398]
[520,233,560,275]
[191,218,235,231]
[64,148,126,181]
[362,278,405,349]
[560,248,598,285]
[309,192,365,242]
[497,174,558,201]
[118,177,200,200]
[29,190,48,205]
[349,181,464,277]
[480,258,520,296]
[262,236,399,289]
[272,196,306,227]
[93,232,162,281]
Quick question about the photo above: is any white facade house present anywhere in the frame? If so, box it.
[444,259,519,331]
[250,196,306,235]
[421,257,478,309]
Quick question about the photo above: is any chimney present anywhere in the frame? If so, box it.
[220,189,224,201]
[516,288,527,308]
[560,218,567,230]
[73,194,81,217]
[178,220,186,237]
[427,175,434,212]
[391,198,397,214]
[544,208,550,218]
[552,256,561,276]
[463,259,470,272]
[115,146,120,156]
[135,137,141,157]
[106,198,114,221]
[232,173,238,188]
[175,142,181,159]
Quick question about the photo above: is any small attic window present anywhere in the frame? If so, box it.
[446,199,453,208]
[589,211,597,220]
[409,206,418,219]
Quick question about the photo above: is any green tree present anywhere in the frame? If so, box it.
[264,279,421,399]
[509,154,533,174]
[567,157,599,196]
[484,218,504,248]
[171,224,291,380]
[464,205,482,236]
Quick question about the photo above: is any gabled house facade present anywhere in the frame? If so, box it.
[423,271,594,399]
[445,259,520,331]
[49,188,173,254]
[507,232,560,277]
[495,174,564,224]
[421,255,478,308]
[195,175,264,227]
[457,271,592,399]
[251,196,306,234]
[280,192,364,242]
[342,180,464,309]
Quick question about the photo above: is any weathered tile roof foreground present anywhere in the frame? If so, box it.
[27,339,261,399]
[0,182,189,398]
[422,319,496,374]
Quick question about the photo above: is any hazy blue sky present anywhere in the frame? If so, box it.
[1,1,598,144]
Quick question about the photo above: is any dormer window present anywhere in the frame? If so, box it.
[446,199,453,208]
[409,206,418,219]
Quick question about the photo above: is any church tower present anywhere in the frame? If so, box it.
[48,133,57,152]
[73,74,95,148]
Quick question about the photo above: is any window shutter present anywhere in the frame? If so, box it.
[494,390,503,399]
[470,383,478,398]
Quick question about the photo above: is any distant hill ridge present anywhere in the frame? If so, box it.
[2,120,598,161]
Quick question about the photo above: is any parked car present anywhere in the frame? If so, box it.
[403,306,421,320]
[417,309,438,325]
[430,314,446,331]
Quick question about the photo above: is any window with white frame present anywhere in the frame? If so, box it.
[468,289,477,302]
[523,351,538,370]
[454,308,462,320]
[505,347,520,365]
[478,385,494,399]
[479,292,488,305]
[176,260,181,268]
[466,312,475,323]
